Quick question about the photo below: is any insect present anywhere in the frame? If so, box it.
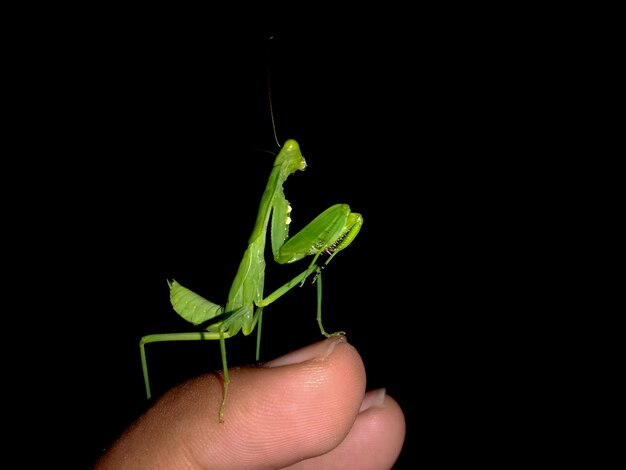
[139,139,363,422]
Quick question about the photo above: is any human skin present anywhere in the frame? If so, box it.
[93,336,405,469]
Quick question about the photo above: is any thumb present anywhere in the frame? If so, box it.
[94,336,366,469]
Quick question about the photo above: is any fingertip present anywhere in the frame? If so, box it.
[265,335,349,367]
[358,391,406,467]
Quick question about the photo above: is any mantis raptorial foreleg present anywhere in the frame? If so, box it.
[140,139,363,422]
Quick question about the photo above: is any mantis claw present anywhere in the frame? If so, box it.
[327,330,346,338]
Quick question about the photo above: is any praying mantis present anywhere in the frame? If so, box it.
[139,139,363,422]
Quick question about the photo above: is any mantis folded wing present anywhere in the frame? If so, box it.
[140,139,363,422]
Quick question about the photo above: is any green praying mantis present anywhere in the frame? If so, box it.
[139,139,363,422]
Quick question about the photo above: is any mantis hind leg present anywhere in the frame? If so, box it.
[139,330,236,423]
[140,332,224,400]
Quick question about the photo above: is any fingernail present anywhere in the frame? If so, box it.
[265,335,347,367]
[359,388,387,412]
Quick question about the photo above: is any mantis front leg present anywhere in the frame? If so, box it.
[261,202,363,336]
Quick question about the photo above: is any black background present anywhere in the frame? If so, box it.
[25,26,552,468]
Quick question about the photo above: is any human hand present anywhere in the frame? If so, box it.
[93,335,405,469]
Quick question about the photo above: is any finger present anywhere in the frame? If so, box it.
[94,335,367,469]
[285,389,406,470]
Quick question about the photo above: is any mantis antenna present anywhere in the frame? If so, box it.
[266,34,281,149]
